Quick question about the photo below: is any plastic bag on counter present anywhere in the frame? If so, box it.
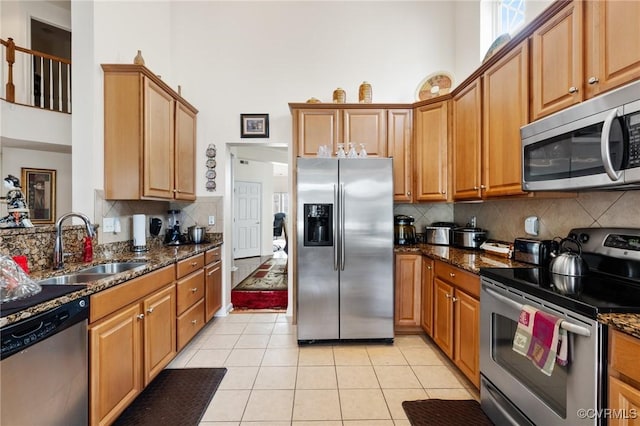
[0,255,41,303]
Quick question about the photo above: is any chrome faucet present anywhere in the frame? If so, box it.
[53,212,95,270]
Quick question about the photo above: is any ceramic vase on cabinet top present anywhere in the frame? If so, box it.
[359,81,372,103]
[133,50,145,65]
[333,88,346,103]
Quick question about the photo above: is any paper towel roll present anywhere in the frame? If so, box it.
[133,214,146,249]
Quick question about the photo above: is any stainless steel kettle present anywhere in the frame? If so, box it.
[549,237,589,277]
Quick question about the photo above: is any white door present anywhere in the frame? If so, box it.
[234,181,261,259]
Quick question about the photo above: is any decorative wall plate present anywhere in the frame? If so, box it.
[206,169,216,179]
[206,145,217,158]
[206,158,216,168]
[206,181,216,191]
[483,33,511,63]
[416,71,454,101]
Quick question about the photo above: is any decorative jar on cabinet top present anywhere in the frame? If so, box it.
[358,81,372,103]
[333,88,346,103]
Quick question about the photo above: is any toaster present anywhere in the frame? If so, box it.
[513,238,556,266]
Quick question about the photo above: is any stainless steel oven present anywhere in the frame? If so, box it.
[480,227,640,426]
[480,276,602,426]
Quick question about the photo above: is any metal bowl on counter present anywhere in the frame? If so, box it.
[452,227,488,249]
[187,226,207,244]
[424,222,457,246]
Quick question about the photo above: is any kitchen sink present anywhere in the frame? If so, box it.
[38,273,114,285]
[78,261,147,274]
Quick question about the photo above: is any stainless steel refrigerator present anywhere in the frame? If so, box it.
[296,157,394,342]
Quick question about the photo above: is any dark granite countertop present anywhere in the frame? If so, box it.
[395,243,531,274]
[598,313,640,340]
[1,237,223,327]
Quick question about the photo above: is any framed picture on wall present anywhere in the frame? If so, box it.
[21,167,56,224]
[240,113,269,138]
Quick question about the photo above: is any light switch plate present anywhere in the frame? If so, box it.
[208,215,215,225]
[103,217,115,233]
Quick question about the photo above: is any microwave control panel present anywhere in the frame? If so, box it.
[628,112,640,167]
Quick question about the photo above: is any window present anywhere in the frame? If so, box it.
[497,0,525,36]
[273,192,289,216]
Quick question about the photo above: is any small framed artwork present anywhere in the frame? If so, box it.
[240,113,269,138]
[21,167,56,224]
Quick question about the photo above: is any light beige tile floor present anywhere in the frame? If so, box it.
[168,311,479,426]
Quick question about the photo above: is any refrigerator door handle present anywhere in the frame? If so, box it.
[340,183,346,271]
[333,184,339,271]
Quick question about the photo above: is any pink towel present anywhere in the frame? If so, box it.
[512,305,568,376]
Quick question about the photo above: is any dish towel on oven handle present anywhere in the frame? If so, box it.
[512,305,568,376]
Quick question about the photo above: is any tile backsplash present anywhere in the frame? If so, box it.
[395,191,640,243]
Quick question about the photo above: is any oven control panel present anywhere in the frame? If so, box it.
[604,234,640,251]
[568,227,640,262]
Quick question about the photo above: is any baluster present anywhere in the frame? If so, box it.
[5,38,15,102]
[66,62,71,113]
[38,56,44,108]
[48,58,53,110]
[57,60,62,112]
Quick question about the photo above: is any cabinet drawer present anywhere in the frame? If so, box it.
[610,329,640,384]
[176,253,205,279]
[205,246,221,265]
[177,298,205,350]
[176,269,205,315]
[434,261,480,298]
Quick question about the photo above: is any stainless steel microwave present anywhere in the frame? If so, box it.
[521,80,640,191]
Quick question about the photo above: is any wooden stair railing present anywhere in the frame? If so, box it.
[1,37,71,113]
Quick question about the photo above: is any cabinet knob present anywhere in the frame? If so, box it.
[480,185,486,190]
[445,293,452,299]
[588,77,599,85]
[427,266,432,270]
[452,296,459,303]
[208,270,215,276]
[449,272,455,277]
[568,86,579,94]
[407,191,411,196]
[191,287,198,293]
[137,314,145,320]
[473,186,479,190]
[173,189,178,193]
[441,190,446,194]
[191,319,198,325]
[191,261,198,266]
[147,307,154,314]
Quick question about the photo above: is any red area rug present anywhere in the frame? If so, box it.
[232,257,288,310]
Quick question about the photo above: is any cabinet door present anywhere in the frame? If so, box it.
[421,257,434,336]
[482,41,528,198]
[531,1,583,120]
[452,80,482,200]
[174,101,197,201]
[609,376,640,426]
[142,285,176,386]
[143,77,175,199]
[585,0,640,99]
[388,109,413,202]
[90,304,142,426]
[433,278,454,358]
[205,260,223,322]
[294,109,341,157]
[343,109,387,157]
[415,101,449,202]
[454,289,480,388]
[394,254,422,328]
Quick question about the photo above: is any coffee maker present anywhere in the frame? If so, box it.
[164,209,187,245]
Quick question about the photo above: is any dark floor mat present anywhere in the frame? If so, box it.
[113,368,226,426]
[402,399,494,426]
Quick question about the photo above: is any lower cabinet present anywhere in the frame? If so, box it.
[176,254,206,351]
[394,253,422,332]
[608,329,640,425]
[89,266,176,426]
[433,260,480,388]
[420,257,434,336]
[205,246,223,322]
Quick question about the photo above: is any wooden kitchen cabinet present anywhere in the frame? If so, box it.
[530,1,583,120]
[394,253,422,332]
[293,108,341,157]
[102,64,198,201]
[584,0,640,99]
[481,40,528,198]
[415,100,450,202]
[343,108,387,157]
[89,266,176,426]
[205,246,223,322]
[608,329,640,425]
[433,260,480,388]
[387,109,413,202]
[420,257,434,336]
[176,253,206,350]
[452,79,482,200]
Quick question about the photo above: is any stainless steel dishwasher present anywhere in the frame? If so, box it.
[1,295,89,425]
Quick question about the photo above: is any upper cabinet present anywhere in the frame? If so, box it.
[452,79,482,200]
[415,100,450,202]
[530,1,583,121]
[102,64,198,201]
[290,103,412,202]
[584,0,640,99]
[531,0,640,120]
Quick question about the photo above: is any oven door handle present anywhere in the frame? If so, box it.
[483,286,592,337]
